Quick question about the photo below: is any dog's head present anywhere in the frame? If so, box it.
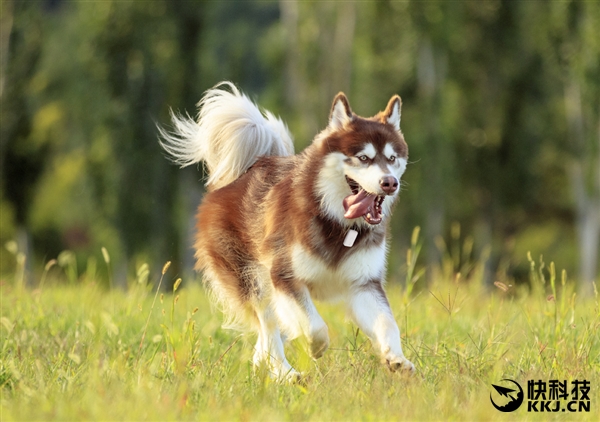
[315,93,408,227]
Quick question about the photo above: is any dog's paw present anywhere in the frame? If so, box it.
[386,357,415,374]
[309,325,329,359]
[309,338,329,359]
[281,369,303,384]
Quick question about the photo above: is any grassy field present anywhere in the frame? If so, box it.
[1,250,599,421]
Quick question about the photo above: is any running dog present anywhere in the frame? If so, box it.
[159,82,414,380]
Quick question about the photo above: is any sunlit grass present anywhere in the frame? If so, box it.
[1,243,599,421]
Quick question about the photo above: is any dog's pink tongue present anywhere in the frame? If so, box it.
[343,189,375,219]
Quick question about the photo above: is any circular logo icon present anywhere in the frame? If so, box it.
[490,379,524,412]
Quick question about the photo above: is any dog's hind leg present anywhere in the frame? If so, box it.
[347,281,415,374]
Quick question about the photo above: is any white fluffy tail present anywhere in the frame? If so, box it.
[158,81,294,190]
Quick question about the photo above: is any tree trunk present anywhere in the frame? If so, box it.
[417,38,448,282]
[565,80,600,297]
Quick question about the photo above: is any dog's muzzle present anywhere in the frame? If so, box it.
[342,176,397,225]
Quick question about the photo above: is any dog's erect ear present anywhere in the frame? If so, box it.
[384,95,402,131]
[329,93,353,130]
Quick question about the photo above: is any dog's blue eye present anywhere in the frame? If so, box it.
[358,155,368,161]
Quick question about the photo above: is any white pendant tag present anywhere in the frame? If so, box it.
[343,229,358,247]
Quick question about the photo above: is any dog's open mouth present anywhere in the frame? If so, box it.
[343,176,384,225]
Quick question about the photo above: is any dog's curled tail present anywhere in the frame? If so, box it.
[158,81,294,190]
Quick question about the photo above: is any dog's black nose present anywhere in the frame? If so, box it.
[380,175,399,195]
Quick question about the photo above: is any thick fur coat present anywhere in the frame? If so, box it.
[160,82,414,379]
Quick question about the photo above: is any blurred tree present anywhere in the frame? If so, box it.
[95,2,185,285]
[1,1,44,275]
[539,1,600,296]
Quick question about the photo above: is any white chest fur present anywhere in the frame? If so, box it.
[290,242,388,301]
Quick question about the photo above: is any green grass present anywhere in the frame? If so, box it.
[1,252,599,421]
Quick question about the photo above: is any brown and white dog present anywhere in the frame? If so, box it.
[160,82,414,380]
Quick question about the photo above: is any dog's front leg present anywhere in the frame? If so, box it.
[273,285,330,359]
[270,255,330,360]
[253,304,300,382]
[348,282,415,373]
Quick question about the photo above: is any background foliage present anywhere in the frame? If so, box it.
[1,0,599,292]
